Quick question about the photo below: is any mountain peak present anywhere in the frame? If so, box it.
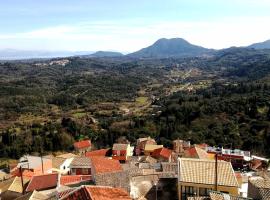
[155,37,189,43]
[128,37,213,58]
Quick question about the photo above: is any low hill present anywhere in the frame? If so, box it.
[85,51,123,58]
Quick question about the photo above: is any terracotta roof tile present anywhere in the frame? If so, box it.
[60,185,131,200]
[25,173,58,192]
[74,140,91,149]
[85,149,109,157]
[86,186,131,200]
[58,188,77,199]
[70,157,91,168]
[179,158,239,187]
[184,147,209,159]
[60,175,91,186]
[152,147,172,159]
[90,157,122,174]
[11,168,36,178]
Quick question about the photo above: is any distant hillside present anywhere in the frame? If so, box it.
[128,38,214,58]
[248,40,270,49]
[85,51,124,58]
[210,47,270,79]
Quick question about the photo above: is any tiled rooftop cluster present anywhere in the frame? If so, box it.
[0,138,269,200]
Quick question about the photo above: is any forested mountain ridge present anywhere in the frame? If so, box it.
[1,48,270,158]
[128,38,214,58]
[248,39,270,49]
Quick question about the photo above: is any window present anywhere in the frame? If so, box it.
[221,191,229,194]
[82,168,89,175]
[199,188,210,196]
[181,186,196,200]
[71,168,76,174]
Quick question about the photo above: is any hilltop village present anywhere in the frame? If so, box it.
[0,137,269,200]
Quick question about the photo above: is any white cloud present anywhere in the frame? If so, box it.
[0,17,270,51]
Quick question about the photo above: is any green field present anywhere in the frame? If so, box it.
[136,97,148,104]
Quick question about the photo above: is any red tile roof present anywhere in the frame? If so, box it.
[74,140,91,149]
[11,168,35,178]
[60,175,91,186]
[85,149,109,157]
[70,157,91,168]
[58,188,76,199]
[90,157,122,174]
[152,147,172,159]
[184,147,209,159]
[86,186,131,200]
[60,185,131,200]
[26,173,58,192]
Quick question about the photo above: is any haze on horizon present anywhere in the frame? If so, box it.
[1,0,270,53]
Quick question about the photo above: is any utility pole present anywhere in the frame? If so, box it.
[19,166,24,195]
[155,182,157,200]
[40,147,44,174]
[215,152,218,191]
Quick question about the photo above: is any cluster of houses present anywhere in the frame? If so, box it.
[34,59,70,67]
[0,137,270,200]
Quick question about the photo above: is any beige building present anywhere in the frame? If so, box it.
[178,158,239,200]
[135,137,157,155]
[112,143,133,162]
[173,139,190,155]
[144,144,163,156]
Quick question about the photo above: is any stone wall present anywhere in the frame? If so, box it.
[94,167,142,192]
[94,162,178,199]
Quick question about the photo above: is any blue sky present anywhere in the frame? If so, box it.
[1,0,270,52]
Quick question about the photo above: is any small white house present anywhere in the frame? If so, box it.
[52,157,74,175]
